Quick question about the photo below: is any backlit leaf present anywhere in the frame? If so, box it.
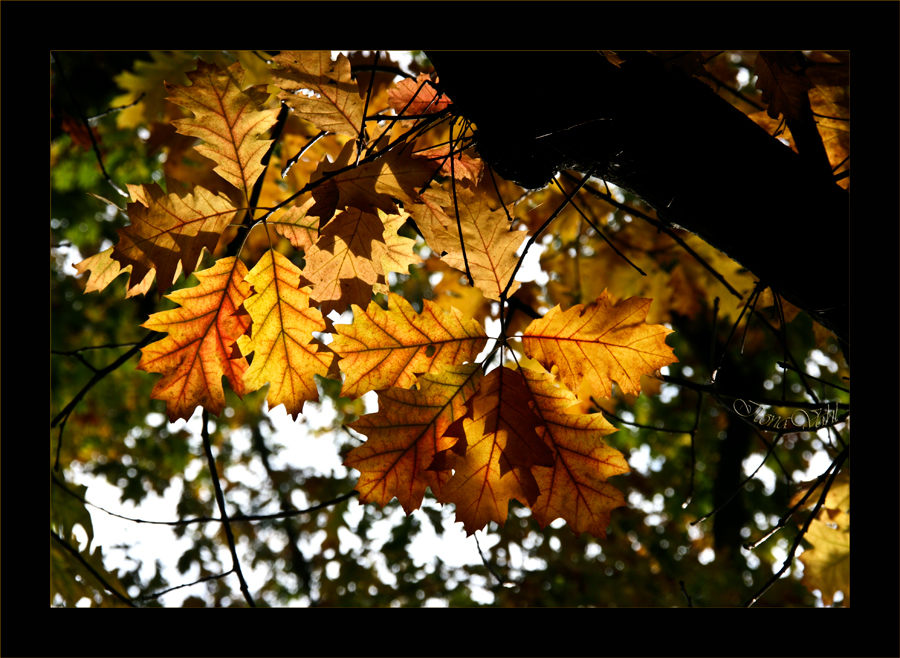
[520,368,628,538]
[272,51,364,138]
[799,515,850,606]
[138,256,252,422]
[522,290,677,399]
[345,364,482,513]
[330,292,487,399]
[236,249,333,420]
[167,60,280,193]
[387,73,451,117]
[74,247,154,297]
[433,366,556,535]
[437,187,526,301]
[112,180,240,296]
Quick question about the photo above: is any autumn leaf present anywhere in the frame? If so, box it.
[137,256,252,422]
[435,187,526,301]
[236,249,334,420]
[755,52,813,122]
[112,179,240,296]
[799,514,850,606]
[74,247,154,297]
[522,290,678,399]
[345,364,482,513]
[272,196,322,252]
[330,292,487,399]
[166,60,280,194]
[413,144,484,184]
[387,73,451,117]
[272,51,364,138]
[519,368,628,538]
[433,366,556,535]
[310,140,438,221]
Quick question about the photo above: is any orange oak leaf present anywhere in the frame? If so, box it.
[519,368,628,538]
[271,51,364,138]
[166,60,280,194]
[522,290,677,399]
[137,256,252,422]
[387,73,451,117]
[433,366,556,536]
[236,249,334,420]
[345,364,482,514]
[436,187,526,301]
[112,180,240,296]
[330,292,487,399]
[413,144,484,184]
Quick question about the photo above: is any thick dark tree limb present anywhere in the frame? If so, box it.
[426,51,848,351]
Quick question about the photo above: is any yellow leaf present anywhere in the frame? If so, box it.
[272,51,364,138]
[330,292,487,399]
[167,60,280,194]
[799,515,850,606]
[522,289,677,398]
[237,250,333,420]
[438,187,526,301]
[520,368,628,538]
[299,207,386,317]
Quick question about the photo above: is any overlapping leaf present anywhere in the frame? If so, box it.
[271,51,364,138]
[74,247,154,297]
[330,292,487,399]
[236,249,333,420]
[522,290,677,398]
[345,364,482,514]
[431,366,556,535]
[137,256,252,422]
[309,140,438,222]
[431,187,526,301]
[299,208,421,317]
[112,180,240,296]
[386,73,451,117]
[166,60,280,193]
[520,368,628,538]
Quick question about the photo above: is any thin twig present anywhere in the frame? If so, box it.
[51,530,137,607]
[51,52,128,198]
[502,169,595,300]
[449,117,474,287]
[563,171,743,300]
[200,409,256,607]
[744,445,849,607]
[51,333,158,471]
[52,471,359,527]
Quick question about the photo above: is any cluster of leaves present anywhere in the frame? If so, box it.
[52,50,849,608]
[74,53,678,540]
